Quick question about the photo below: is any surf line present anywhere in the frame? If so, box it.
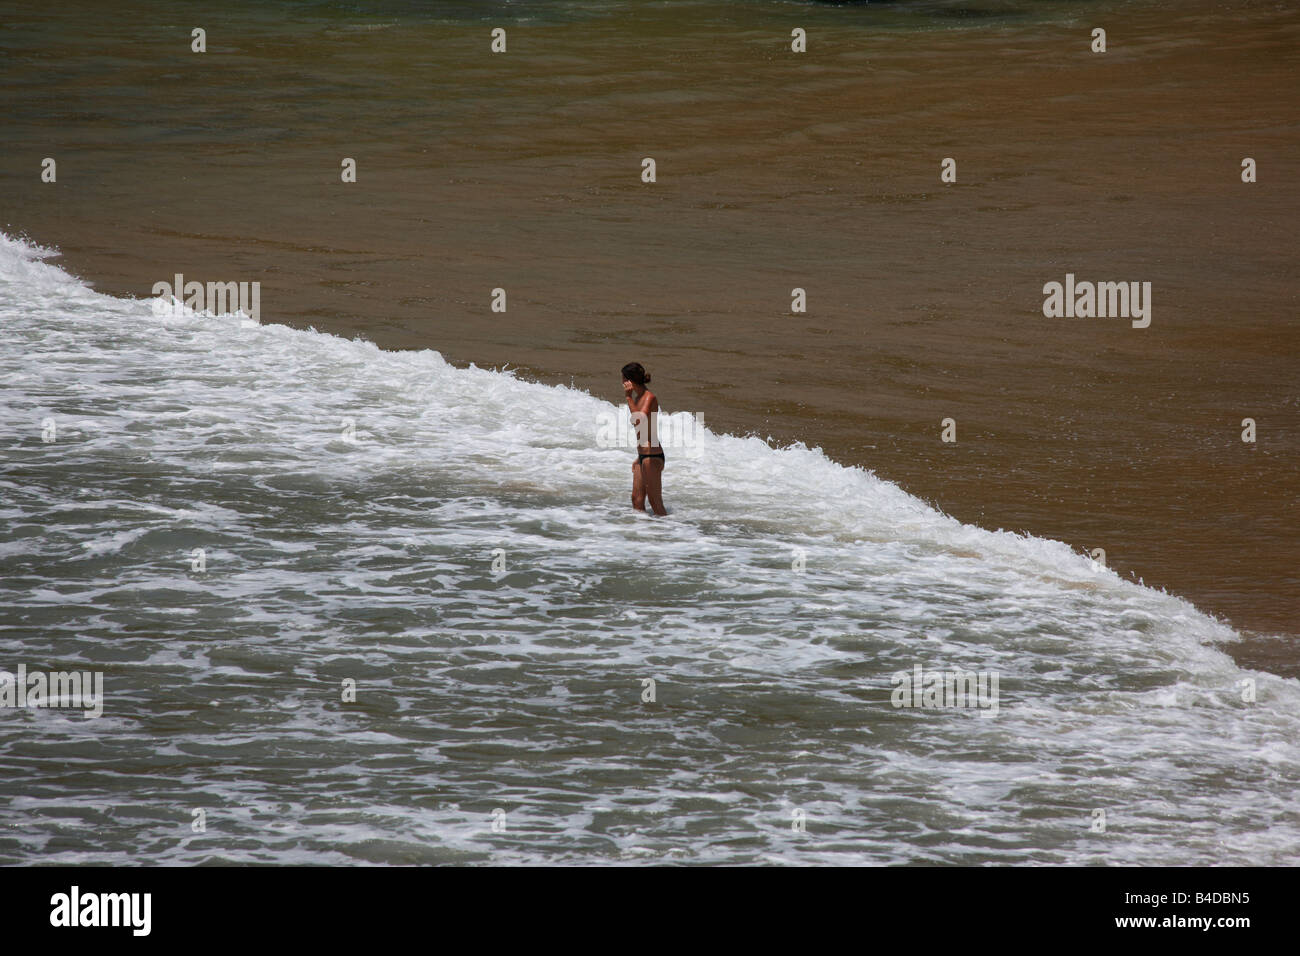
[1042,274,1151,328]
[151,273,261,325]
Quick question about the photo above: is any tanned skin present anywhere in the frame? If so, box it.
[623,378,667,516]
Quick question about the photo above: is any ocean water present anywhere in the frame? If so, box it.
[1,233,1297,864]
[6,0,1298,647]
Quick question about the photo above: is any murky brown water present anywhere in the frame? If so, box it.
[4,0,1296,672]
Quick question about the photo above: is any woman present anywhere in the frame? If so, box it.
[622,362,667,516]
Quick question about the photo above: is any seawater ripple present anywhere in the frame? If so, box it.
[0,234,1297,864]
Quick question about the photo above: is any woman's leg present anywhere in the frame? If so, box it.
[631,460,647,511]
[644,458,667,516]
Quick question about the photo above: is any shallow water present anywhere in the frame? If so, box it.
[4,0,1296,656]
[1,235,1297,864]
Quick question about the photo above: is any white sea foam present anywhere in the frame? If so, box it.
[1,232,1297,865]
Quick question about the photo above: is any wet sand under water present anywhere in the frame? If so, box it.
[3,0,1296,672]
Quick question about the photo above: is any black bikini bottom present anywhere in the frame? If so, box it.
[637,451,665,464]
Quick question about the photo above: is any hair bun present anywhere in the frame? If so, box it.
[643,372,652,384]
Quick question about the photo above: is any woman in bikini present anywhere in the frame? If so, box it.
[622,362,667,516]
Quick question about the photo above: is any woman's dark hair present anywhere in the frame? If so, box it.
[621,362,651,387]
